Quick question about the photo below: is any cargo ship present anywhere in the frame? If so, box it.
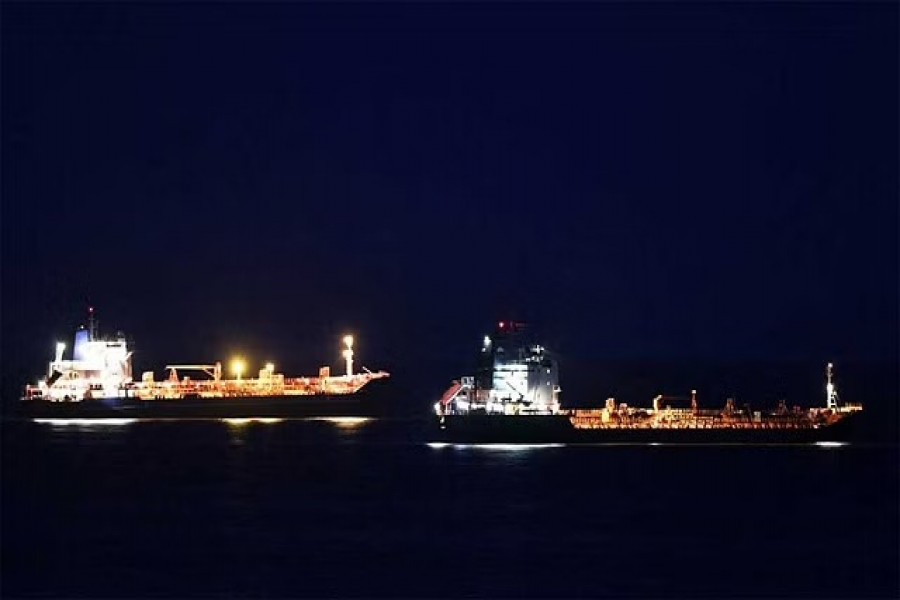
[17,308,390,419]
[432,322,863,444]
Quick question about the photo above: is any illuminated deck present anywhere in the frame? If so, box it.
[133,371,389,400]
[22,312,390,404]
[567,406,862,431]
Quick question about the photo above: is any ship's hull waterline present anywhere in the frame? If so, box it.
[433,412,861,444]
[16,379,392,420]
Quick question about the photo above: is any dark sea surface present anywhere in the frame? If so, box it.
[2,361,898,598]
[2,416,897,599]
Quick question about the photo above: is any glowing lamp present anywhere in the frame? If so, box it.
[231,358,246,380]
[342,335,355,376]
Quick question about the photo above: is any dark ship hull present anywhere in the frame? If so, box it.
[14,378,392,420]
[432,412,862,444]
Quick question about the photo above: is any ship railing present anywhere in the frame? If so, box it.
[569,410,822,429]
[21,385,45,401]
[569,417,821,430]
[133,373,387,400]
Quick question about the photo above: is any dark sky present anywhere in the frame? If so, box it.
[2,2,897,394]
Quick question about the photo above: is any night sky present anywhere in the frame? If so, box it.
[2,3,897,399]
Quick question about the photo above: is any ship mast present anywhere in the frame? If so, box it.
[343,335,354,376]
[88,306,97,341]
[826,362,837,410]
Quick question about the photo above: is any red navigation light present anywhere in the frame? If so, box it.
[499,321,505,329]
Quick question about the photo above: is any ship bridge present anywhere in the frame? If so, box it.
[438,323,561,416]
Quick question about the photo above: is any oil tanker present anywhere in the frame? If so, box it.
[17,309,390,419]
[433,322,863,444]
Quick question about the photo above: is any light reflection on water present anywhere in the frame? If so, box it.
[308,416,372,428]
[428,442,564,451]
[33,418,137,428]
[30,416,375,435]
[428,440,856,450]
[5,413,894,600]
[814,441,848,448]
[29,419,852,451]
[31,416,370,425]
[221,418,284,426]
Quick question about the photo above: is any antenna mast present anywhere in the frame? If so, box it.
[88,306,97,341]
[343,335,354,376]
[826,362,837,409]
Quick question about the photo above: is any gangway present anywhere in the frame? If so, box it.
[440,381,464,406]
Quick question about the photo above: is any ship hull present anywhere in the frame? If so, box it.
[14,379,392,420]
[432,412,861,444]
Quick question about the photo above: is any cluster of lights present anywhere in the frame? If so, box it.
[230,359,277,379]
[228,335,354,381]
[342,335,354,361]
[486,401,507,414]
[342,335,354,376]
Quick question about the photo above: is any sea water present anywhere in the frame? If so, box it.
[2,414,897,598]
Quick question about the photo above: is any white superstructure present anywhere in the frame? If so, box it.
[437,321,561,416]
[24,308,134,402]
